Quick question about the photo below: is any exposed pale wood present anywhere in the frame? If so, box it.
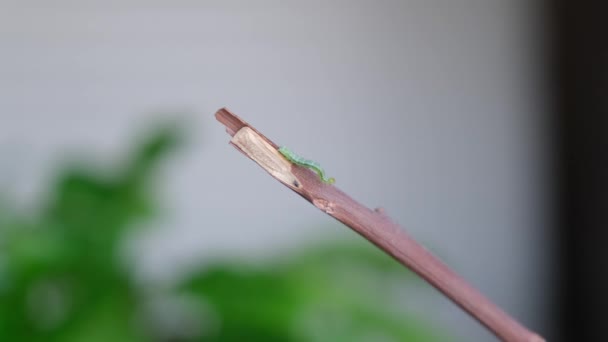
[231,127,300,189]
[215,107,545,342]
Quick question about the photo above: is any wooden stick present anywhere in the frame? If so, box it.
[215,107,545,342]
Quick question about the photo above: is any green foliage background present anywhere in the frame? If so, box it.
[0,123,443,341]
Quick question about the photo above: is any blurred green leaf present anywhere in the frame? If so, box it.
[182,266,301,341]
[0,121,182,341]
[180,239,442,342]
[1,120,446,342]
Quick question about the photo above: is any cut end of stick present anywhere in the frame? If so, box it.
[216,107,277,148]
[215,107,244,137]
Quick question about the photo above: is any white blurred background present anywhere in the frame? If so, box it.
[0,1,551,340]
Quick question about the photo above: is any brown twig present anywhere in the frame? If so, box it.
[215,107,545,342]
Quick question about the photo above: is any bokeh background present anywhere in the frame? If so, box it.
[3,1,600,341]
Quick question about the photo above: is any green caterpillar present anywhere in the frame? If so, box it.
[278,146,335,184]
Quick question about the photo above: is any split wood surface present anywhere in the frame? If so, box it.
[215,107,545,342]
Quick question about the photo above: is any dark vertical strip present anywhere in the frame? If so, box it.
[551,1,608,340]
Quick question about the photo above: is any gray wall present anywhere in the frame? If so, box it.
[0,1,551,340]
